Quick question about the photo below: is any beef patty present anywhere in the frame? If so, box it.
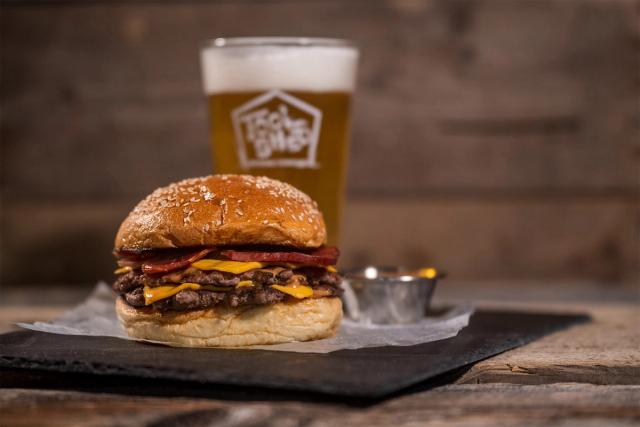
[113,266,342,312]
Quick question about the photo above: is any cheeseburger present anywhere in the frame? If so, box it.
[112,174,342,347]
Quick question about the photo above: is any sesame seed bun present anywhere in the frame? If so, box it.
[115,296,342,347]
[115,174,326,250]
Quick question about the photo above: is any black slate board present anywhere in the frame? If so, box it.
[0,310,588,399]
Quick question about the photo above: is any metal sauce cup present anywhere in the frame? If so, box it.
[341,266,441,325]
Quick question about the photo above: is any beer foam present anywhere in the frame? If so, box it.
[201,45,358,94]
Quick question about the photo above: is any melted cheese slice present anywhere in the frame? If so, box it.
[271,284,313,299]
[191,259,264,274]
[143,281,315,305]
[143,283,201,305]
[236,280,254,288]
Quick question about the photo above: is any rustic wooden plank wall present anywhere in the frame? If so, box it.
[1,0,638,285]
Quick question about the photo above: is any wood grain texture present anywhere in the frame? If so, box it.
[456,303,640,386]
[0,384,639,427]
[1,0,638,284]
[341,198,639,282]
[3,197,637,284]
[0,0,638,199]
[0,285,638,426]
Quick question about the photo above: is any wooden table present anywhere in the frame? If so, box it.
[1,282,639,426]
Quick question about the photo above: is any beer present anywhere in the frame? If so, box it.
[200,38,359,245]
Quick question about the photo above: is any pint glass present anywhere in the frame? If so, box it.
[200,37,359,245]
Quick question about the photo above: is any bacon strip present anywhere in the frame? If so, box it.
[221,246,339,266]
[116,245,338,274]
[140,248,214,275]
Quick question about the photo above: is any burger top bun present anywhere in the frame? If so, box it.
[115,175,326,251]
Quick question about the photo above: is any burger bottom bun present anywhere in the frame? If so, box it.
[116,297,342,347]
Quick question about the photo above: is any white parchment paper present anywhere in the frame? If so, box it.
[18,283,473,353]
